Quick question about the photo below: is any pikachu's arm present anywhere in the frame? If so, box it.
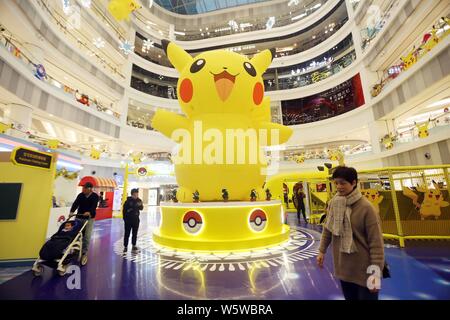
[440,201,450,208]
[376,195,384,205]
[151,109,190,139]
[402,187,419,207]
[257,122,293,146]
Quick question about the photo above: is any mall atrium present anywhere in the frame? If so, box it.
[0,0,449,301]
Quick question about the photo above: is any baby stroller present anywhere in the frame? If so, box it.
[32,215,88,276]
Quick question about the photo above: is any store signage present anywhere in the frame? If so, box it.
[11,147,53,170]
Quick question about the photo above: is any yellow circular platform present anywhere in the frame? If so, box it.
[153,200,290,252]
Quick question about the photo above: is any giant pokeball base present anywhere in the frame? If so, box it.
[153,200,290,252]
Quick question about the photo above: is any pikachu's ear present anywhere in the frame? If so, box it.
[432,180,440,190]
[161,40,193,72]
[251,48,275,74]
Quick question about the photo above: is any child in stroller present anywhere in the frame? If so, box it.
[32,215,88,276]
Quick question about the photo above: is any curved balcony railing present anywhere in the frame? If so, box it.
[156,0,328,41]
[134,1,348,67]
[131,35,356,100]
[36,0,126,80]
[370,18,450,98]
[269,50,356,91]
[380,113,450,152]
[0,30,121,119]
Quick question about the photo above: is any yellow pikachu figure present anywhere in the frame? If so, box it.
[108,0,141,21]
[151,40,293,202]
[0,122,12,134]
[400,52,416,70]
[403,182,449,220]
[46,139,60,150]
[361,189,384,213]
[423,27,440,52]
[381,134,394,150]
[416,121,429,138]
[132,152,142,164]
[90,148,101,160]
[328,149,344,165]
[294,154,305,164]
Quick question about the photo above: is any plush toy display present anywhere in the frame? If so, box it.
[46,139,60,150]
[90,148,101,160]
[416,121,430,138]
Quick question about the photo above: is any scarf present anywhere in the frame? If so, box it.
[325,187,362,254]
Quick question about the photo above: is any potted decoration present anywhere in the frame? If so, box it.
[265,189,272,201]
[222,189,229,202]
[171,189,178,203]
[193,190,200,203]
[250,189,257,202]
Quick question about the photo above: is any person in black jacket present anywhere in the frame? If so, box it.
[123,188,143,253]
[70,182,99,264]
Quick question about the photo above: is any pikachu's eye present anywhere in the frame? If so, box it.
[190,59,206,73]
[243,62,257,77]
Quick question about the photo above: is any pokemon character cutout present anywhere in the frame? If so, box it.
[402,181,449,220]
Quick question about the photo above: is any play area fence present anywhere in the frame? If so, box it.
[358,165,450,247]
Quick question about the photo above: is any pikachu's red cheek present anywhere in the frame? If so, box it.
[180,78,193,103]
[253,82,264,105]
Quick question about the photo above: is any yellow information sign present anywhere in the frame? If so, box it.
[10,147,53,170]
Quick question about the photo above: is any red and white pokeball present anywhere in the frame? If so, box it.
[249,209,267,232]
[182,210,203,234]
[137,167,147,176]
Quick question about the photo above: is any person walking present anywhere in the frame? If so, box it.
[122,188,143,253]
[317,166,384,300]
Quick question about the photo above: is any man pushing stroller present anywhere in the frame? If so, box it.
[69,182,99,265]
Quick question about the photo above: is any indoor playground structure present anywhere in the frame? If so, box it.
[358,165,450,247]
[150,40,293,252]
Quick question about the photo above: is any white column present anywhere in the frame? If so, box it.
[119,28,136,127]
[3,103,33,139]
[345,0,356,20]
[168,24,175,41]
[358,66,379,105]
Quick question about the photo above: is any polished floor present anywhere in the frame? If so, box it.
[0,208,450,300]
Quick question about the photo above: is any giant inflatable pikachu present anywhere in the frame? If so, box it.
[152,40,292,202]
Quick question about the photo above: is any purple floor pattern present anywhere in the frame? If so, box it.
[1,208,449,300]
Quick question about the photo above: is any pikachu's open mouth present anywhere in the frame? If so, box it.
[212,71,237,101]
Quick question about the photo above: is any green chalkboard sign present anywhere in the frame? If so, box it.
[0,183,22,220]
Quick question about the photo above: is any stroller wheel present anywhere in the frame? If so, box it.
[32,265,43,277]
[81,254,88,266]
[57,265,67,276]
